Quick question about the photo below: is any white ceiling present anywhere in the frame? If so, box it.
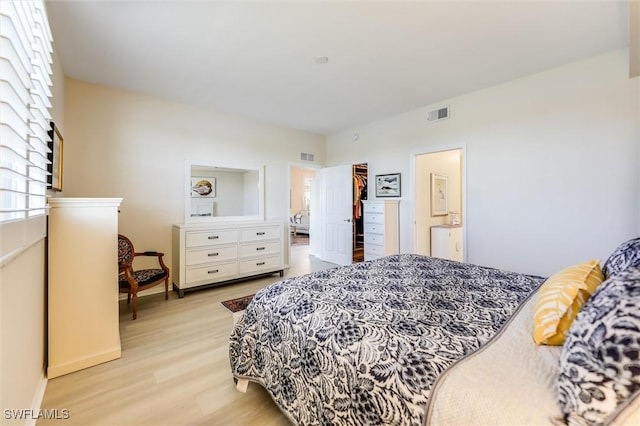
[45,0,629,135]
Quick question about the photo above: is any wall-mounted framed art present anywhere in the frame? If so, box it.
[191,177,216,198]
[431,173,448,216]
[375,173,401,197]
[47,122,64,191]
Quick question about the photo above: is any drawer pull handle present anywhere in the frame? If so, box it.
[256,262,266,266]
[208,252,219,257]
[208,236,219,240]
[208,269,219,274]
[256,247,265,251]
[256,232,266,236]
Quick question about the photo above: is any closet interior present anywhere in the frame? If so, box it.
[352,163,368,262]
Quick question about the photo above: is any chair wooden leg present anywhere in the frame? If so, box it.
[164,277,169,301]
[131,292,138,320]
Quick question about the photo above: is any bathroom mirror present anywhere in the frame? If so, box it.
[184,160,264,222]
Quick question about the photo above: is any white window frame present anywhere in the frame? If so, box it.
[0,0,53,265]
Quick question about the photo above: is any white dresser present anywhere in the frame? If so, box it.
[47,198,122,378]
[363,200,400,261]
[172,221,284,297]
[431,225,463,262]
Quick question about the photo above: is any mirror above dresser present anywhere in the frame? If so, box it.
[175,161,285,297]
[184,160,265,223]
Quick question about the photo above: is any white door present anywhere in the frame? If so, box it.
[309,172,321,257]
[319,165,352,265]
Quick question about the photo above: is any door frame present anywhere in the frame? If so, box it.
[318,164,354,265]
[287,162,321,260]
[410,143,467,260]
[309,160,370,265]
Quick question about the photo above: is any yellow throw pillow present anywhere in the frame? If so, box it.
[533,260,604,346]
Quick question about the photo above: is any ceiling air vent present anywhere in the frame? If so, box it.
[427,106,450,123]
[300,152,315,162]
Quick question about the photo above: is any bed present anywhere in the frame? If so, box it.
[229,254,545,425]
[426,239,640,425]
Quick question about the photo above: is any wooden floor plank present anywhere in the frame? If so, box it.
[38,245,336,426]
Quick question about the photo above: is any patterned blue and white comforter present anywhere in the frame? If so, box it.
[229,254,544,425]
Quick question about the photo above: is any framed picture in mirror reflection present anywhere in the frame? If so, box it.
[191,177,216,198]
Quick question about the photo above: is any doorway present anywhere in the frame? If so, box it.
[414,148,465,258]
[352,163,368,262]
[289,165,315,247]
[313,162,368,266]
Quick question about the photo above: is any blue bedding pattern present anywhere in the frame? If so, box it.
[229,254,544,425]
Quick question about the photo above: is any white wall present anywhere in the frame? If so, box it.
[1,242,47,424]
[326,49,639,277]
[63,79,326,274]
[243,170,260,216]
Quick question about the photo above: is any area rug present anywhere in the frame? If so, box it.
[221,294,255,313]
[291,234,309,245]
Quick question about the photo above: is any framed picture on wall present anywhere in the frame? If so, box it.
[191,177,216,198]
[375,173,401,197]
[431,173,448,216]
[47,122,63,191]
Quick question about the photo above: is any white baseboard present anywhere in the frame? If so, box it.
[26,370,48,426]
[47,347,121,379]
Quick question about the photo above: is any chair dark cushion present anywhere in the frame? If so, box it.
[119,269,168,289]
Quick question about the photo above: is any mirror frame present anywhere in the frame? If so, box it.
[184,159,265,223]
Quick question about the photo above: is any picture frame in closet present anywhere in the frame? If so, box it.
[375,173,401,197]
[430,173,448,216]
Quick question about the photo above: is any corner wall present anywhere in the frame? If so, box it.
[62,79,326,275]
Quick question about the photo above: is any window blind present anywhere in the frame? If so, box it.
[0,0,53,263]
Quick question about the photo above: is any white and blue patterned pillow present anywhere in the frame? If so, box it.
[602,237,640,279]
[557,266,640,425]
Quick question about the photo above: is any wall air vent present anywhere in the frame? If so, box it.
[300,152,315,162]
[427,106,450,123]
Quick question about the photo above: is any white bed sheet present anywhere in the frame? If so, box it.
[425,293,563,425]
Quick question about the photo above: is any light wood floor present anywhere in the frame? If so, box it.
[39,244,337,426]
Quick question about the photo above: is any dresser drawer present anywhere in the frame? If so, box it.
[364,223,383,235]
[239,255,281,275]
[186,245,237,266]
[364,243,384,257]
[364,213,384,225]
[363,202,384,214]
[186,229,237,247]
[173,222,285,297]
[364,253,382,261]
[185,261,238,284]
[364,233,384,246]
[240,226,280,242]
[239,241,280,258]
